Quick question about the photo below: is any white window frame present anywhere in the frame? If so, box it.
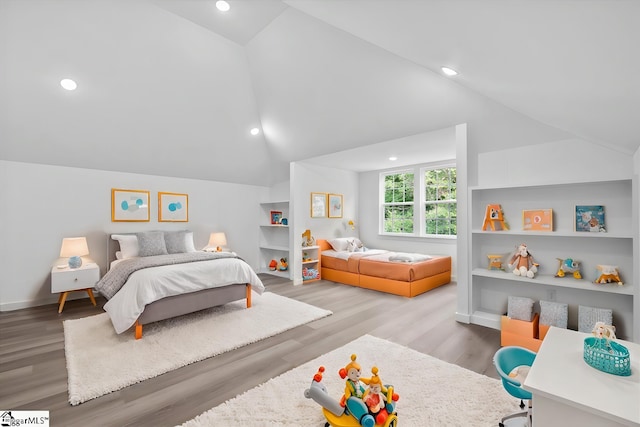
[380,161,456,239]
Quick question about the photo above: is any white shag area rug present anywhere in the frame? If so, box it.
[180,335,520,427]
[63,292,332,405]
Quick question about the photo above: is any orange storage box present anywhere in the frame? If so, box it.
[501,313,542,352]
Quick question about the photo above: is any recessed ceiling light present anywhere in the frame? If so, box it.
[60,78,77,90]
[216,1,230,12]
[389,156,398,161]
[250,127,260,136]
[441,67,458,76]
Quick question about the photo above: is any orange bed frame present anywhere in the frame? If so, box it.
[317,239,451,298]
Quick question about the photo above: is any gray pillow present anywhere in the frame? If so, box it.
[136,231,168,257]
[164,231,196,254]
[540,300,568,328]
[507,296,535,321]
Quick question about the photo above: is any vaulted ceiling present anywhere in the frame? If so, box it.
[1,0,638,186]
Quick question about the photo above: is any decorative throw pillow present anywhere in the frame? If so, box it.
[136,231,168,257]
[328,238,351,252]
[507,296,535,321]
[111,234,139,259]
[164,230,196,254]
[540,300,568,328]
[346,238,364,252]
[578,305,613,333]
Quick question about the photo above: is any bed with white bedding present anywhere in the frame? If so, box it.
[96,231,265,339]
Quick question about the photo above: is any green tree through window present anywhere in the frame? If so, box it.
[381,166,456,237]
[424,167,457,236]
[383,172,414,233]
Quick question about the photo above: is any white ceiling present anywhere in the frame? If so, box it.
[1,0,638,186]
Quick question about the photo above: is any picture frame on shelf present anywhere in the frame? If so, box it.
[575,205,606,232]
[522,209,553,231]
[111,188,150,222]
[270,210,282,224]
[310,192,327,218]
[158,192,188,222]
[328,193,343,218]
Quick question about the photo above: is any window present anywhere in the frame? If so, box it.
[381,165,456,237]
[383,172,414,234]
[424,167,457,236]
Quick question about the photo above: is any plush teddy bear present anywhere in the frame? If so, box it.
[508,243,538,278]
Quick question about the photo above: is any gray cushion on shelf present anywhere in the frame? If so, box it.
[578,305,613,333]
[136,231,168,257]
[539,300,568,328]
[507,296,535,321]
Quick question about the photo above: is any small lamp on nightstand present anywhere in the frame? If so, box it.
[205,232,227,252]
[60,237,89,268]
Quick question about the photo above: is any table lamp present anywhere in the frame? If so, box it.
[206,232,227,252]
[60,237,89,268]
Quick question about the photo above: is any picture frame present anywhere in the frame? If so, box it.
[575,205,605,232]
[522,209,553,231]
[270,210,282,224]
[111,188,150,222]
[328,193,343,218]
[310,192,327,218]
[158,192,188,222]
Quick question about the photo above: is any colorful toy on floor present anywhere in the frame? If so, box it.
[508,243,538,278]
[555,257,582,279]
[594,265,623,285]
[304,355,399,427]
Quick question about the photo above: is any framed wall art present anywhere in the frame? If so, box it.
[270,210,282,224]
[328,193,343,218]
[575,205,605,232]
[311,192,327,218]
[158,192,188,222]
[111,188,150,222]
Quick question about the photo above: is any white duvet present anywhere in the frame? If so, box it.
[103,258,265,334]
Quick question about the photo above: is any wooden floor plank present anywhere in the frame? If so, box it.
[0,275,502,426]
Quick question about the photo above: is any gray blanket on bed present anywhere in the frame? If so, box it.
[95,252,238,299]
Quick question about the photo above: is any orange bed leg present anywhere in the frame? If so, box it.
[135,321,143,340]
[246,284,252,308]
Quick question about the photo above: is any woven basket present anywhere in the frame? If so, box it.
[583,337,631,376]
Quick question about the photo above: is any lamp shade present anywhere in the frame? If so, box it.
[60,237,89,268]
[207,232,227,251]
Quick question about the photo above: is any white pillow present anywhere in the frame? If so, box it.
[328,238,352,252]
[111,234,139,259]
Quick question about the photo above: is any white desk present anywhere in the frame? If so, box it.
[524,327,640,427]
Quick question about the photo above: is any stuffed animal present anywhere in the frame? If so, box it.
[508,243,538,278]
[594,265,623,285]
[278,257,288,271]
[268,259,277,271]
[555,257,582,279]
[592,321,616,340]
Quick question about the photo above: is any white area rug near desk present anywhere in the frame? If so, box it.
[63,292,332,405]
[180,335,521,427]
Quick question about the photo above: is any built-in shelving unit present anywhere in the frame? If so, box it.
[258,201,291,279]
[301,245,321,283]
[464,179,636,340]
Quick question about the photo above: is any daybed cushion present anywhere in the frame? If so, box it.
[358,255,450,282]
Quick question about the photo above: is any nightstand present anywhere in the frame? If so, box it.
[51,261,100,313]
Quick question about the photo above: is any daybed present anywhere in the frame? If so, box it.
[317,238,451,297]
[96,231,265,339]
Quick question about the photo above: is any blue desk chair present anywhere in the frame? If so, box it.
[493,346,537,427]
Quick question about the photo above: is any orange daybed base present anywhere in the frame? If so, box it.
[318,239,451,298]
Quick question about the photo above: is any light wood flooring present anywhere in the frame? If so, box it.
[0,275,502,427]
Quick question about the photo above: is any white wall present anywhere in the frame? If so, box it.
[0,160,267,310]
[290,162,359,284]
